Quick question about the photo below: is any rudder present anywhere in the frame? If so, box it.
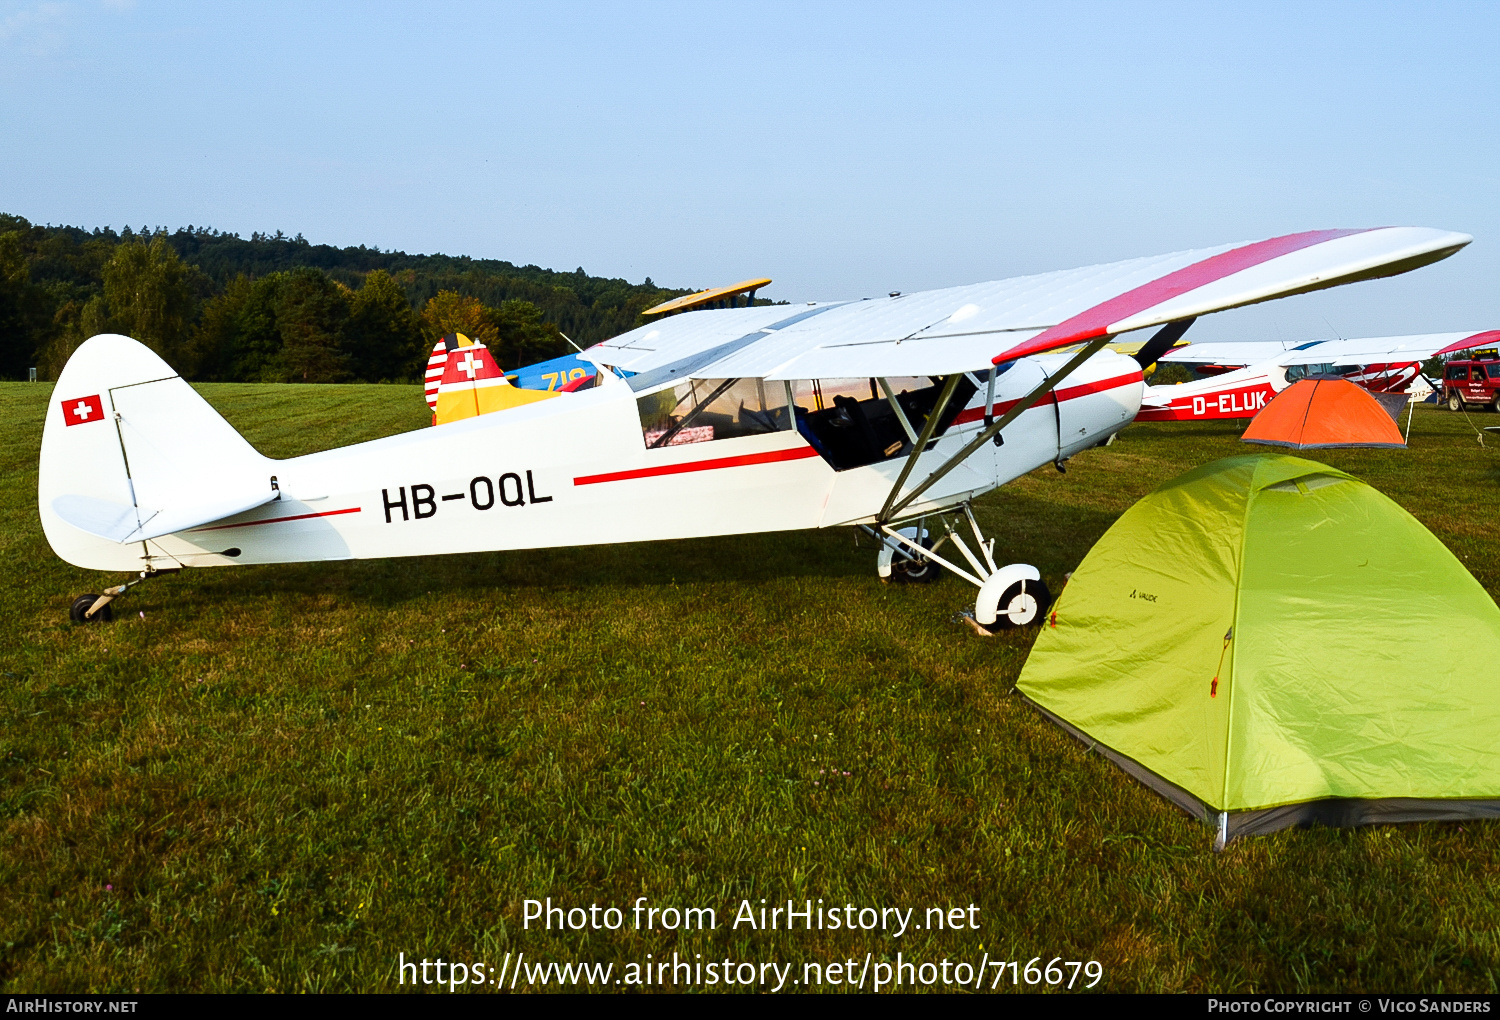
[39,334,275,571]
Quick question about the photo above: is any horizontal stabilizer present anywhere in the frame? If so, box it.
[51,495,140,543]
[53,487,279,544]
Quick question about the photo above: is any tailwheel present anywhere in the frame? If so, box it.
[69,594,113,623]
[65,567,178,624]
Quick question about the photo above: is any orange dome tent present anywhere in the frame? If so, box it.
[1241,377,1406,449]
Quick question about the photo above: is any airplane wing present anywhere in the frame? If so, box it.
[586,227,1468,527]
[1160,341,1306,365]
[1153,330,1499,375]
[1277,330,1500,367]
[586,227,1470,383]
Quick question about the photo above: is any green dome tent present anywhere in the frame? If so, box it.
[1016,453,1500,848]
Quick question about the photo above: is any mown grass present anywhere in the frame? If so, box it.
[2,381,1499,994]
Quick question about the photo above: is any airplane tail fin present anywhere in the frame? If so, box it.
[39,334,277,569]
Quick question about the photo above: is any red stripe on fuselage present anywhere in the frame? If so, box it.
[191,506,363,532]
[574,445,820,486]
[953,369,1143,426]
[579,371,1140,487]
[994,229,1372,364]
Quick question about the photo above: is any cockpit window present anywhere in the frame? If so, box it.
[636,378,791,448]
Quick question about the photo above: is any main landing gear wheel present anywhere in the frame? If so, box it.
[887,531,942,585]
[994,578,1052,628]
[972,577,1053,633]
[69,594,113,623]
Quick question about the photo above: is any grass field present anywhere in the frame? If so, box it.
[3,381,1500,994]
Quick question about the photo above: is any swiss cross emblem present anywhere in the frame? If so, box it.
[63,394,104,426]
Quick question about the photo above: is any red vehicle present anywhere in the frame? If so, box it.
[1440,350,1500,412]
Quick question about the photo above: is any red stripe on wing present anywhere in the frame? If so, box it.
[1434,330,1500,358]
[994,229,1371,364]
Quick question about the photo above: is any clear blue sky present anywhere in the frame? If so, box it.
[2,0,1496,342]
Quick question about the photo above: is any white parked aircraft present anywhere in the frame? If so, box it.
[1137,330,1500,421]
[39,227,1470,629]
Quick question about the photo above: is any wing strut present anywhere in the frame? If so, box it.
[1132,317,1196,370]
[876,335,1116,525]
[876,373,964,523]
[878,378,921,444]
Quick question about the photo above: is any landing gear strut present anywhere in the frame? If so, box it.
[68,567,179,624]
[863,503,1053,632]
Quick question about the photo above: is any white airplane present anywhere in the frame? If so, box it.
[1136,330,1500,422]
[39,227,1470,630]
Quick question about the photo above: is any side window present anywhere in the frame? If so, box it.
[636,378,791,448]
[792,375,978,471]
[1447,365,1468,380]
[1288,363,1335,382]
[1487,365,1500,380]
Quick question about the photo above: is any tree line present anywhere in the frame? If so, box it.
[0,215,695,382]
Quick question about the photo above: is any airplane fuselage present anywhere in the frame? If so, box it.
[1137,359,1421,422]
[41,349,1144,573]
[1137,364,1281,422]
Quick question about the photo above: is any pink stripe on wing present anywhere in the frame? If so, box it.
[1434,330,1500,358]
[993,229,1371,364]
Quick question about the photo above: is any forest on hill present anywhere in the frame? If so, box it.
[0,214,696,382]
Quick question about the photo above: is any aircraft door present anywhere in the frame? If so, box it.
[988,359,1060,485]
